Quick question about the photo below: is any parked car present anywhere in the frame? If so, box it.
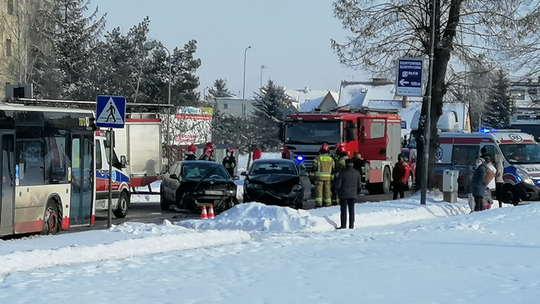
[160,161,239,213]
[241,159,311,209]
[401,148,417,189]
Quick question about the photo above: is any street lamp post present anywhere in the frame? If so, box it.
[242,46,251,116]
[260,65,266,87]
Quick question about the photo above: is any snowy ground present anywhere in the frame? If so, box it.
[2,190,540,303]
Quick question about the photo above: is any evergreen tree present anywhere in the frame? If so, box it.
[33,0,105,99]
[483,70,512,128]
[208,79,233,98]
[251,80,295,148]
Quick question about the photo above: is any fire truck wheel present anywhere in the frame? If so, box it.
[382,167,391,194]
[113,191,129,218]
[42,199,59,235]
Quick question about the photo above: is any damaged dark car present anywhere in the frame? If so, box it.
[160,161,239,213]
[242,159,310,209]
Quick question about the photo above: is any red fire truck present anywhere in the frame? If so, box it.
[283,107,402,194]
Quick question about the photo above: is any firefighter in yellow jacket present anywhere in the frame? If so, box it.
[312,143,334,207]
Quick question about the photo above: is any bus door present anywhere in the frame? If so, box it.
[70,131,94,226]
[0,131,15,235]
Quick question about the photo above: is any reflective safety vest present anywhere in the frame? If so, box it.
[313,154,334,181]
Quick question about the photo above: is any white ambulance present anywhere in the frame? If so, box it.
[435,129,540,205]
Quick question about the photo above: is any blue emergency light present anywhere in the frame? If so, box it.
[295,155,304,163]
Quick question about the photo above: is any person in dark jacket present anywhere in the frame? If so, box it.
[184,144,197,160]
[199,142,216,161]
[471,157,488,212]
[222,147,236,176]
[334,159,362,229]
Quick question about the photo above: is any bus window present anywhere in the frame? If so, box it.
[16,128,45,186]
[44,136,69,184]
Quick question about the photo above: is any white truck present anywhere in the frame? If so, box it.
[114,112,163,193]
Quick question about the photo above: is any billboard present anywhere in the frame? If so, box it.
[165,107,213,145]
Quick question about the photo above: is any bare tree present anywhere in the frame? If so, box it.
[332,0,540,190]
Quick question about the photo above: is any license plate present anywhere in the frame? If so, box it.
[205,190,223,195]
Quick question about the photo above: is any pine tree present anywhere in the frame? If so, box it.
[33,0,105,99]
[251,80,295,148]
[208,79,233,98]
[483,69,512,128]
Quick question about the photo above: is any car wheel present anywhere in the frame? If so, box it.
[113,191,129,218]
[42,200,60,235]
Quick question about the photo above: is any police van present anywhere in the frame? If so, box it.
[435,129,540,205]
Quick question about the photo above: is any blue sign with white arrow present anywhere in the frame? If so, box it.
[96,95,126,128]
[396,58,424,97]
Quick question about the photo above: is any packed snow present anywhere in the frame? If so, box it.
[2,189,540,303]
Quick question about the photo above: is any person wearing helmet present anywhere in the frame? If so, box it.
[311,143,334,207]
[222,147,237,176]
[199,143,216,161]
[184,144,197,161]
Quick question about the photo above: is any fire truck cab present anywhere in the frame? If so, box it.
[436,129,540,205]
[283,107,402,194]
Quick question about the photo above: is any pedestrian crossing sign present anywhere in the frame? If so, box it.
[96,95,126,128]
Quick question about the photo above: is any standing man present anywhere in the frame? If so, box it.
[334,159,362,229]
[184,144,197,160]
[199,142,216,161]
[222,147,237,176]
[494,153,504,207]
[332,145,349,205]
[392,153,410,200]
[312,143,334,207]
[471,157,488,212]
[352,152,367,180]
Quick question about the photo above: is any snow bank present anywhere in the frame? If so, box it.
[178,202,333,233]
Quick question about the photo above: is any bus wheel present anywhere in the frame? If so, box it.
[113,191,129,218]
[42,200,59,235]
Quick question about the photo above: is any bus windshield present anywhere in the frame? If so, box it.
[284,121,341,144]
[500,143,540,164]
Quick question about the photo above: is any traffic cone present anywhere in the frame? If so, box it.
[200,206,208,220]
[208,205,215,219]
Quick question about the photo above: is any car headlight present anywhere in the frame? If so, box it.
[226,189,235,195]
[292,184,303,191]
[517,169,534,185]
[247,183,263,189]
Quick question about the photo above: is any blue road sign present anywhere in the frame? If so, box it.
[96,95,126,128]
[396,58,424,97]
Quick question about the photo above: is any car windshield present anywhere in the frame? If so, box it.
[284,121,340,144]
[500,143,540,164]
[250,162,297,175]
[181,163,230,180]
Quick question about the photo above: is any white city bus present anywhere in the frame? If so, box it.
[0,103,95,236]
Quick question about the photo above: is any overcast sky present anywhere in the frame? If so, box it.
[89,0,368,97]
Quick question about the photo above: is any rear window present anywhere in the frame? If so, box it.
[251,162,297,175]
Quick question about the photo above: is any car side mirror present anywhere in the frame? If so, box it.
[169,173,178,180]
[120,155,127,168]
[240,171,247,176]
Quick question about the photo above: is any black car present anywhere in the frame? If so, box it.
[160,161,239,213]
[241,159,311,209]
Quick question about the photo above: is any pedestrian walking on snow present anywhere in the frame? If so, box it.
[334,159,362,229]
